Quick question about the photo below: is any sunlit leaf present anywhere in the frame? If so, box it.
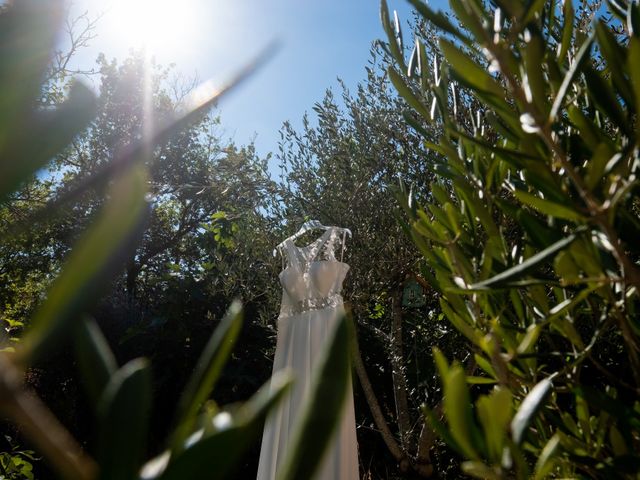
[477,387,512,462]
[150,372,292,480]
[511,375,554,445]
[461,461,501,479]
[533,434,561,480]
[514,189,585,222]
[170,301,243,450]
[557,0,574,61]
[443,364,481,460]
[439,39,504,98]
[74,317,118,405]
[388,66,431,120]
[469,233,580,290]
[549,33,594,122]
[380,0,405,68]
[97,358,151,480]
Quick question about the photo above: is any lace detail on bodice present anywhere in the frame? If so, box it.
[279,293,344,317]
[278,227,349,318]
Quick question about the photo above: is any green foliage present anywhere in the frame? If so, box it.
[0,2,351,480]
[389,0,640,477]
[0,436,37,480]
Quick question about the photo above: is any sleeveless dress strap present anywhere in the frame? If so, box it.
[307,227,335,263]
[283,238,302,270]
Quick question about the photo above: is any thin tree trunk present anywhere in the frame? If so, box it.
[351,315,434,477]
[350,322,409,470]
[126,261,139,300]
[390,287,412,452]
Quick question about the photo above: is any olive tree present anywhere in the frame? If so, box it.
[386,0,640,477]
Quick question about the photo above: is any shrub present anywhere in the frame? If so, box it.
[385,0,640,477]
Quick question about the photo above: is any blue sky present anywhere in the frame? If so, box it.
[65,0,444,160]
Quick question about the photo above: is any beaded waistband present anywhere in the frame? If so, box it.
[280,293,343,317]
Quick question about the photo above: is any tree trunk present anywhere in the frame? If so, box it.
[350,323,405,463]
[390,287,412,452]
[126,261,139,301]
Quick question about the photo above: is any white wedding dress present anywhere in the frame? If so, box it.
[257,226,359,480]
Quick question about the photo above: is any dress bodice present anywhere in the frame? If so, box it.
[278,227,349,316]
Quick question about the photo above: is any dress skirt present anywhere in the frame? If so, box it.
[256,304,359,480]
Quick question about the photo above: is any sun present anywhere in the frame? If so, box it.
[108,0,198,53]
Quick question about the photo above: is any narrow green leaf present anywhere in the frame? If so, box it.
[276,315,353,480]
[523,35,548,113]
[516,323,544,355]
[548,291,596,333]
[521,0,547,26]
[549,33,594,122]
[407,39,419,77]
[388,67,431,120]
[432,347,450,380]
[474,353,498,379]
[583,64,630,135]
[534,434,561,480]
[477,387,512,462]
[98,359,152,480]
[171,301,243,450]
[628,38,640,136]
[439,300,483,345]
[403,111,437,146]
[576,393,590,442]
[558,0,575,61]
[514,189,585,222]
[606,0,627,19]
[469,233,579,290]
[627,0,640,37]
[74,317,118,405]
[515,207,562,249]
[418,39,430,93]
[449,0,486,41]
[421,404,466,457]
[609,425,628,456]
[575,386,640,430]
[492,0,523,18]
[568,105,608,151]
[406,0,474,47]
[444,364,481,460]
[466,376,497,384]
[461,461,501,479]
[439,39,504,98]
[595,21,633,107]
[511,376,554,445]
[380,0,405,68]
[0,0,63,156]
[17,164,149,365]
[150,372,292,480]
[0,81,97,200]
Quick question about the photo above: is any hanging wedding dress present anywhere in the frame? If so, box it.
[257,226,359,480]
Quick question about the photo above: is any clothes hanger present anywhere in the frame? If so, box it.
[272,220,352,257]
